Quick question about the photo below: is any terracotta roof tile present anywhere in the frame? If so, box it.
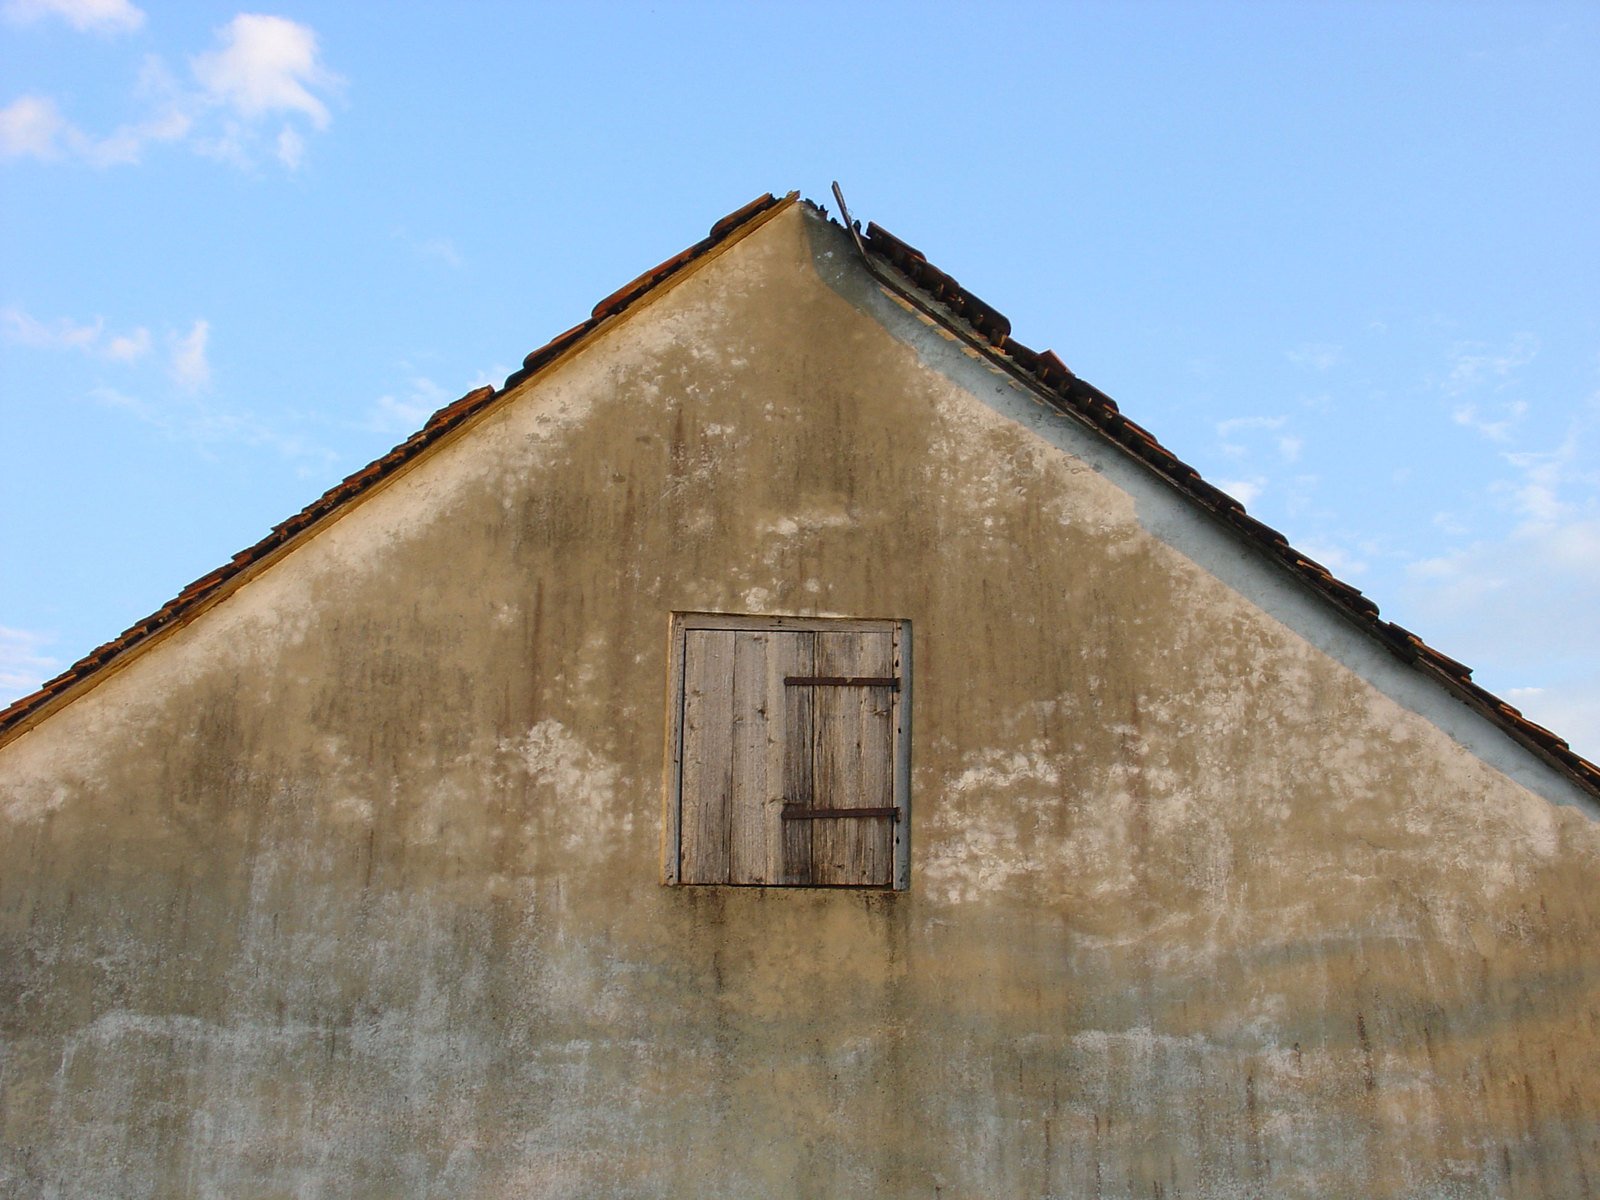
[0,191,790,743]
[842,201,1600,800]
[4,188,1596,804]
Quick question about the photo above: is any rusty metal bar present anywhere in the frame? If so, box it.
[781,805,900,821]
[783,675,900,690]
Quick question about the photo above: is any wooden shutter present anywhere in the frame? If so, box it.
[783,630,897,887]
[679,628,810,884]
[672,618,903,888]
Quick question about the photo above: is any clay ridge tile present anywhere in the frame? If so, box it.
[851,211,1600,799]
[0,191,790,741]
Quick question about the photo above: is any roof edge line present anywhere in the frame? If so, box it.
[0,191,799,750]
[826,203,1600,804]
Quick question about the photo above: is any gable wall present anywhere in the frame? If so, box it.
[3,203,1598,1198]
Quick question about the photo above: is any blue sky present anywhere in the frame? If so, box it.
[3,1,1598,758]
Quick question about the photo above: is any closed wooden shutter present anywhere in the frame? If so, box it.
[783,630,896,887]
[674,621,902,887]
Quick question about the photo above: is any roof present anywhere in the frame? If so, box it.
[3,189,1597,802]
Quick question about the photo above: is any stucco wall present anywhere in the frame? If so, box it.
[3,202,1598,1198]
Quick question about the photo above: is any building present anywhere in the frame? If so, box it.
[2,191,1597,1197]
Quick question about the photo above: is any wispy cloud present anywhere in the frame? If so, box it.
[274,125,303,170]
[1216,477,1265,507]
[169,318,210,391]
[1286,343,1342,371]
[87,383,340,469]
[466,364,512,393]
[391,227,465,269]
[416,237,463,268]
[2,304,151,360]
[1443,333,1538,396]
[0,90,189,165]
[1452,400,1527,442]
[1215,415,1303,467]
[2,13,340,170]
[1297,538,1368,578]
[0,626,60,699]
[3,0,143,34]
[365,375,450,434]
[1505,675,1600,760]
[2,304,100,350]
[1217,415,1287,437]
[105,326,151,361]
[1500,431,1592,524]
[1401,403,1600,756]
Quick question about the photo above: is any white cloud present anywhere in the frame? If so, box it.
[2,304,150,360]
[467,364,511,392]
[1443,333,1538,396]
[1217,477,1264,507]
[0,90,189,165]
[2,305,100,349]
[1297,539,1368,578]
[3,0,144,34]
[0,626,60,700]
[1215,416,1302,469]
[87,384,152,418]
[1452,400,1527,443]
[366,376,449,433]
[1399,400,1600,759]
[1217,415,1287,437]
[105,326,151,361]
[416,237,463,268]
[191,14,338,130]
[0,94,67,159]
[274,124,303,169]
[183,15,342,168]
[190,119,251,169]
[1401,520,1600,759]
[1508,677,1600,759]
[3,15,338,170]
[86,383,339,469]
[169,319,210,391]
[1286,343,1342,371]
[1499,433,1587,524]
[78,106,191,166]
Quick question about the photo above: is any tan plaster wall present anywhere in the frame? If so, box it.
[3,203,1598,1198]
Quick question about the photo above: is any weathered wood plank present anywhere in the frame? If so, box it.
[891,622,910,890]
[780,630,816,885]
[679,628,734,883]
[730,630,792,884]
[811,630,895,886]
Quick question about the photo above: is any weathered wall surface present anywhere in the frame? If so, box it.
[3,203,1598,1198]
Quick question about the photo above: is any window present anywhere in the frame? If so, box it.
[664,613,910,889]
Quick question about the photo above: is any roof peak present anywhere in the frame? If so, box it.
[3,188,1595,805]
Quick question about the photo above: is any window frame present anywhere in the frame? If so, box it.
[662,612,911,890]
